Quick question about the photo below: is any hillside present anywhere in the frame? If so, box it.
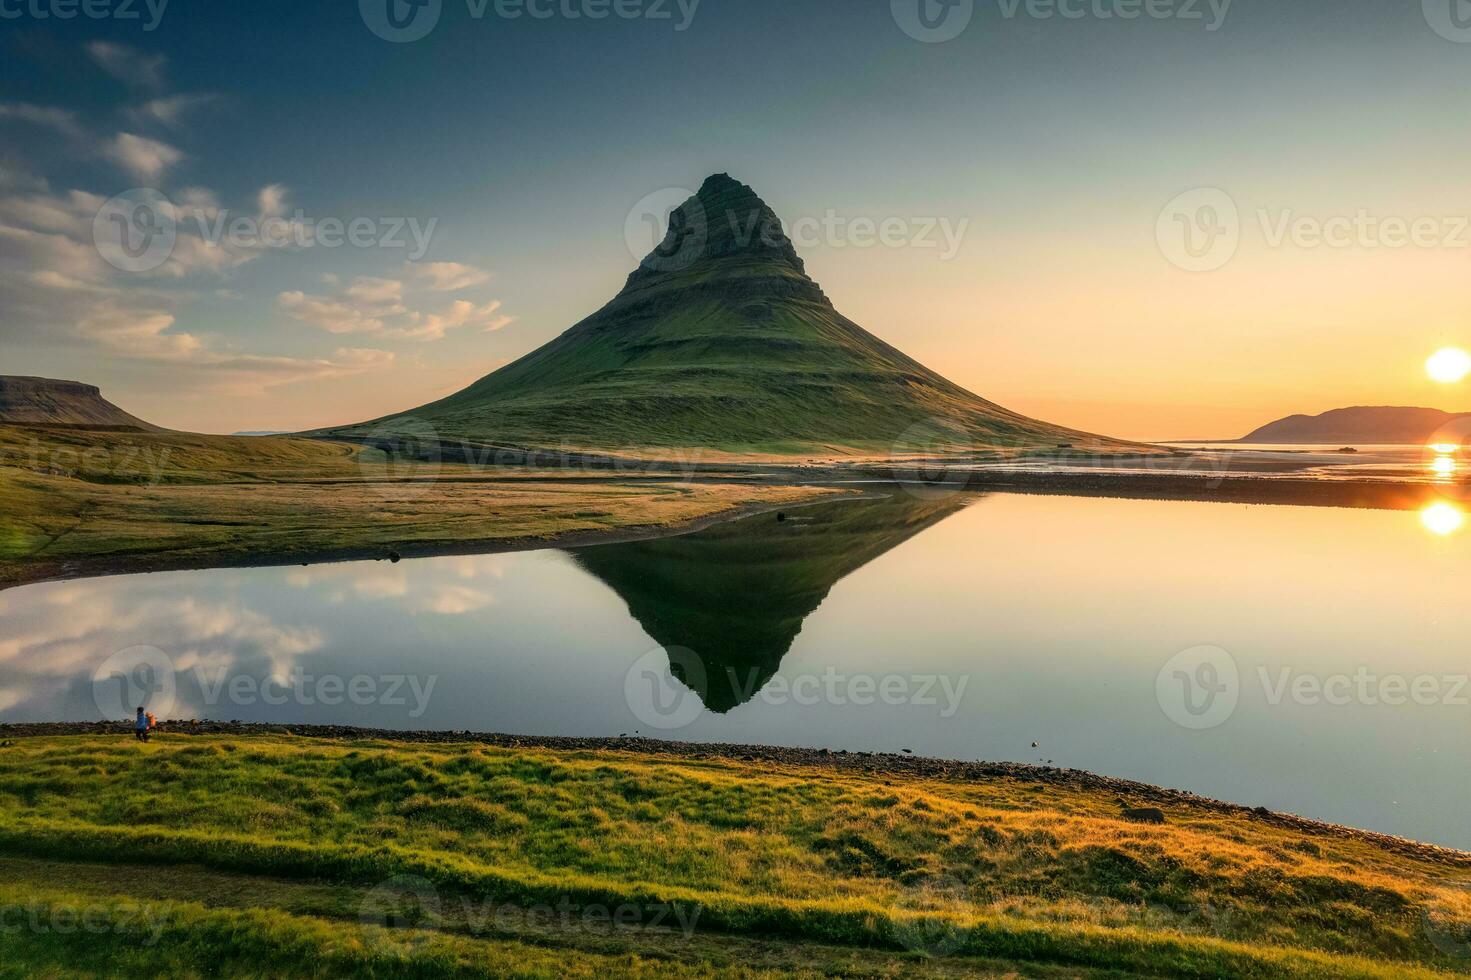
[0,376,162,431]
[327,175,1147,457]
[0,730,1468,978]
[1240,407,1471,445]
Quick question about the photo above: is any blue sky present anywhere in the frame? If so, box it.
[3,0,1471,436]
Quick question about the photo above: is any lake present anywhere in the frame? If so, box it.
[2,488,1467,849]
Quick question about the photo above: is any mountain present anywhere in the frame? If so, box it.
[570,492,970,712]
[0,376,161,431]
[327,174,1145,457]
[1239,407,1471,445]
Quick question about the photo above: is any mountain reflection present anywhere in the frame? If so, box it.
[567,492,973,711]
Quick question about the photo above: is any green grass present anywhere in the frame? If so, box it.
[0,734,1467,977]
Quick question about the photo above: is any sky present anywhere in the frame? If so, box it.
[2,0,1470,439]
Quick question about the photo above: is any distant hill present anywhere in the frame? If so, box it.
[325,174,1147,457]
[0,376,161,431]
[1239,406,1471,445]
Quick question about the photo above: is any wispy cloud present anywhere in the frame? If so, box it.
[410,260,491,291]
[0,103,84,141]
[278,274,511,341]
[86,41,166,90]
[128,93,217,128]
[105,132,183,182]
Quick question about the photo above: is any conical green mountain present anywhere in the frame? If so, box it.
[334,174,1141,456]
[570,492,972,712]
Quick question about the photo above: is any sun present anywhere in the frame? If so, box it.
[1421,502,1465,537]
[1426,347,1471,384]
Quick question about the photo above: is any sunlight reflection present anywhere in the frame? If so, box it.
[1430,455,1459,479]
[1429,443,1461,455]
[1421,502,1465,537]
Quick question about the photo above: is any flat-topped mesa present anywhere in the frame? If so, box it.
[622,173,827,304]
[0,375,161,430]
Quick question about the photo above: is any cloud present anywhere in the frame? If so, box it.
[0,103,84,141]
[410,261,491,291]
[105,132,183,182]
[278,275,510,341]
[129,93,217,128]
[86,41,166,90]
[257,183,288,218]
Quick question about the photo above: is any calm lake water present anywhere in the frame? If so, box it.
[2,489,1468,848]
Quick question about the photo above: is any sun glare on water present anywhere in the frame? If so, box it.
[1426,347,1471,384]
[1429,442,1461,454]
[1430,456,1459,478]
[1421,502,1465,536]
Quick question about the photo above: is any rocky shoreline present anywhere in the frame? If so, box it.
[6,720,1467,868]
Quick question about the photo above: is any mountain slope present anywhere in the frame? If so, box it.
[1240,407,1471,445]
[330,175,1146,456]
[0,376,161,431]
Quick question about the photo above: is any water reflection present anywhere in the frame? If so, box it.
[1421,501,1465,536]
[1429,455,1458,479]
[570,493,971,711]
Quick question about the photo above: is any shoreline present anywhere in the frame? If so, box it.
[0,487,856,594]
[0,469,1454,593]
[6,720,1468,868]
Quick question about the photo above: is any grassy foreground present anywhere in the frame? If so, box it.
[0,425,838,590]
[1,734,1469,978]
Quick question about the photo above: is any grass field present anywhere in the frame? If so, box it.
[0,733,1468,978]
[0,425,839,590]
